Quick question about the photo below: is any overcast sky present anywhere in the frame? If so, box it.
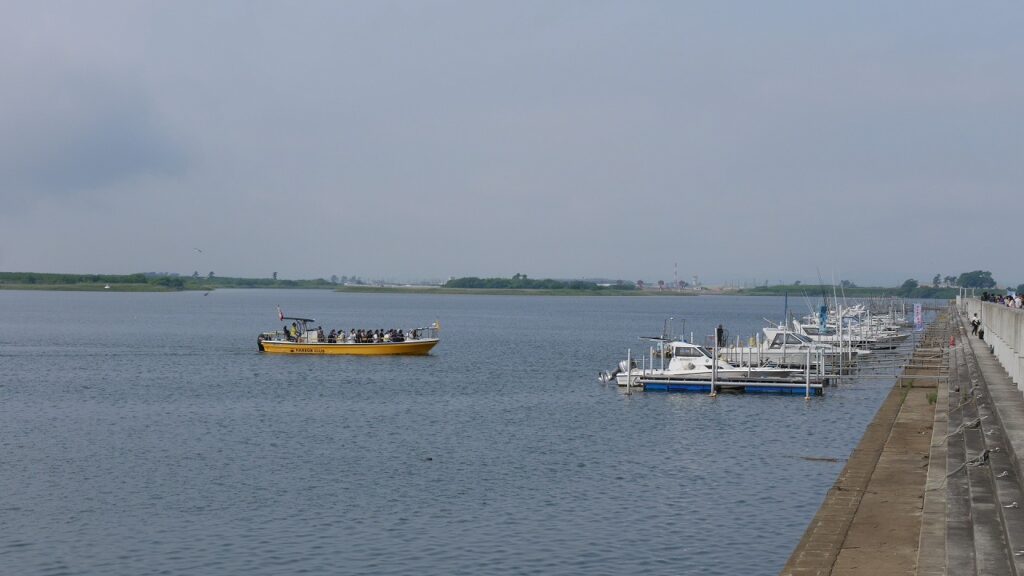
[1,1,1020,286]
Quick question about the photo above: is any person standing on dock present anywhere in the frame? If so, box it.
[971,314,980,336]
[716,324,725,347]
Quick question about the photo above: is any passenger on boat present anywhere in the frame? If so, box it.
[289,322,298,341]
[328,329,336,343]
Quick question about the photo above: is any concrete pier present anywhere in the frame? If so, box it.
[782,303,1024,575]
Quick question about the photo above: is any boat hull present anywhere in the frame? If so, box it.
[615,367,801,386]
[259,338,439,355]
[640,379,823,395]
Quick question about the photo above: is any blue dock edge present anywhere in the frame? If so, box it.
[640,381,824,395]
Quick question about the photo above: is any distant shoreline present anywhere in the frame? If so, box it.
[0,283,183,292]
[0,283,694,295]
[0,283,962,298]
[334,286,694,296]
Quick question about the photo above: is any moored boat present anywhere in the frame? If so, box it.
[600,339,815,387]
[258,312,440,355]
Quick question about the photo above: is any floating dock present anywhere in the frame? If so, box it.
[636,376,824,395]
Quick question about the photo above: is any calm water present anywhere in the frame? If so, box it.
[1,290,919,575]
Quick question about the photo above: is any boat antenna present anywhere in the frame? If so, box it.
[783,291,788,329]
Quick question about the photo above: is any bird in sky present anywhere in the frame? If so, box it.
[193,248,203,254]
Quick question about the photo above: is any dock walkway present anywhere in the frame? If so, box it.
[782,306,1024,575]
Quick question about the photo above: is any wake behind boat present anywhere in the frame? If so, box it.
[258,309,440,355]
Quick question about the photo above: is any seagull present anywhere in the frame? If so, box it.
[193,247,203,254]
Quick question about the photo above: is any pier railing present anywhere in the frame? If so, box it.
[964,298,1024,388]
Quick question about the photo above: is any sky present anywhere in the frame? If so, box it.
[1,1,1020,286]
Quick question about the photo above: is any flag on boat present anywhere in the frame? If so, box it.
[277,306,284,321]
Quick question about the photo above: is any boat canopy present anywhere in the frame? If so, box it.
[281,316,316,323]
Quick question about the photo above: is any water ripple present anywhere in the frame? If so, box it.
[0,290,929,575]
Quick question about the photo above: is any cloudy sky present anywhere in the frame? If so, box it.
[1,1,1020,286]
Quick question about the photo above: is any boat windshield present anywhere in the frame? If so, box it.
[672,346,704,358]
[770,333,808,348]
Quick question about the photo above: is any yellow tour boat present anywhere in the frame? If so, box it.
[258,311,440,356]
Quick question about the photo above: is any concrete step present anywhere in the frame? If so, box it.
[937,311,1024,576]
[961,326,1024,575]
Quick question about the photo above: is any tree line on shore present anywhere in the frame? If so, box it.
[0,271,336,290]
[443,274,636,291]
[741,270,1018,299]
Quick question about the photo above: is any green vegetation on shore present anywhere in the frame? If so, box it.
[336,285,659,296]
[0,272,337,292]
[734,283,959,299]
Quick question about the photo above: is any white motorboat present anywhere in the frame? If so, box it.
[718,325,867,368]
[791,319,905,350]
[600,339,807,387]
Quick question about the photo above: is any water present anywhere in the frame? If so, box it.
[1,290,913,575]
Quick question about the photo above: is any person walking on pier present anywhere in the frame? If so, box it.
[971,313,980,336]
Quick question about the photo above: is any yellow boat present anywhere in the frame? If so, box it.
[258,315,440,356]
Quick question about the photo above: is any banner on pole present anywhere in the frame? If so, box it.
[914,303,923,332]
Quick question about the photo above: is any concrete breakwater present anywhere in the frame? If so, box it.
[783,303,1024,575]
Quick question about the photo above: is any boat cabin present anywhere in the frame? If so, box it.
[763,328,815,350]
[665,341,719,370]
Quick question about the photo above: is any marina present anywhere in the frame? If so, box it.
[600,298,920,397]
[7,2,1016,573]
